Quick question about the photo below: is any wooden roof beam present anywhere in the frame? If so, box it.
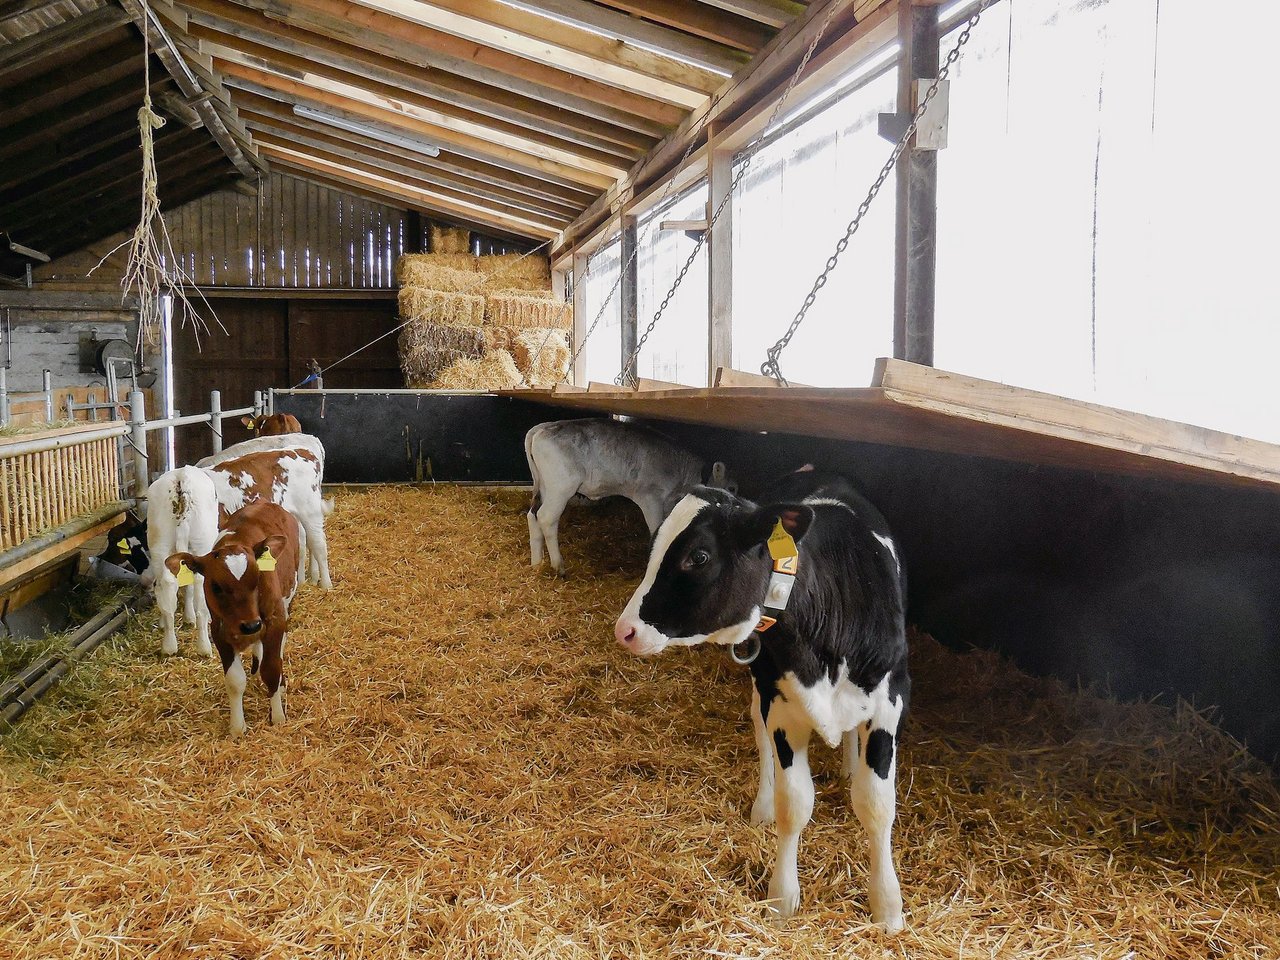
[591,0,772,53]
[261,149,560,239]
[0,73,168,160]
[218,0,682,133]
[217,61,617,191]
[499,0,747,73]
[0,5,131,78]
[230,90,595,207]
[696,0,805,29]
[116,0,260,179]
[198,34,638,172]
[0,42,142,128]
[174,0,654,154]
[346,0,719,106]
[253,134,571,231]
[243,117,582,220]
[0,106,146,193]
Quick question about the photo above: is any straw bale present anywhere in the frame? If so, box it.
[485,292,572,331]
[430,224,471,253]
[511,328,570,385]
[480,275,551,294]
[397,253,478,285]
[476,252,551,284]
[481,326,513,353]
[432,349,524,390]
[3,486,1279,960]
[397,287,484,326]
[395,263,482,293]
[397,321,485,387]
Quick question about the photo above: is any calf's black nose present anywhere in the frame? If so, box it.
[240,620,262,635]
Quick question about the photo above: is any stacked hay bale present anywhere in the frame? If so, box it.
[397,232,573,389]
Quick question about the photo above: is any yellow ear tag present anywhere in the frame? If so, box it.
[767,519,798,561]
[257,549,277,572]
[177,563,195,587]
[116,538,131,555]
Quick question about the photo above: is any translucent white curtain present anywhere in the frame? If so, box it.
[636,184,710,385]
[731,67,898,386]
[580,238,623,386]
[936,0,1280,441]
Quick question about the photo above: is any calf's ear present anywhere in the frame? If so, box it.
[254,535,288,562]
[738,503,815,547]
[240,415,257,430]
[165,552,201,576]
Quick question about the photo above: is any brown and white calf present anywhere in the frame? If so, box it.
[167,501,301,736]
[206,448,333,590]
[241,413,302,436]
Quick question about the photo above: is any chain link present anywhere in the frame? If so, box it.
[616,0,846,387]
[761,1,992,382]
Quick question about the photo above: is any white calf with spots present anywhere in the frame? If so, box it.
[143,466,219,657]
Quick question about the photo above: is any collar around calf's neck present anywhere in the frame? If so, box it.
[731,524,800,665]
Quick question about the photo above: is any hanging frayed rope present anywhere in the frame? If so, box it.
[91,0,219,351]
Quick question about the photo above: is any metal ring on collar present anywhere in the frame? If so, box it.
[729,634,761,665]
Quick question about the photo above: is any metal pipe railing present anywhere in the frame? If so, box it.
[0,422,127,458]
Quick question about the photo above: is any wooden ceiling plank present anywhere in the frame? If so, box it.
[694,0,804,29]
[175,0,654,155]
[253,133,570,230]
[216,61,616,190]
[0,5,132,78]
[591,0,772,52]
[0,107,146,193]
[348,0,717,105]
[268,165,542,245]
[262,150,559,239]
[198,33,638,171]
[220,0,682,132]
[502,0,745,73]
[244,117,582,219]
[0,73,168,161]
[232,92,595,207]
[0,42,142,128]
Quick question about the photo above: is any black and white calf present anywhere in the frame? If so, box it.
[525,418,724,575]
[613,477,908,930]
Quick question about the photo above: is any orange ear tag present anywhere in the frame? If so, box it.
[257,549,277,572]
[177,563,195,587]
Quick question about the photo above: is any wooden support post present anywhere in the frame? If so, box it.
[620,216,639,381]
[892,1,940,366]
[708,138,733,385]
[571,249,588,386]
[405,210,423,254]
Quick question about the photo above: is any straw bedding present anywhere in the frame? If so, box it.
[2,485,1278,959]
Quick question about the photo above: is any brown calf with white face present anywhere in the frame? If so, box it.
[166,501,301,737]
[241,413,302,437]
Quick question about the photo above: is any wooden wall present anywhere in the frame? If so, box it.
[34,173,409,290]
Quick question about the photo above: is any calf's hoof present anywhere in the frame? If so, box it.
[749,794,775,826]
[875,912,905,935]
[161,639,178,657]
[227,721,247,738]
[767,877,800,920]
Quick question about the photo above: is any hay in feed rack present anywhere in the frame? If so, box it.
[1,485,1278,960]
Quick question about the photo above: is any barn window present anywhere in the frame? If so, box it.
[579,236,623,386]
[730,51,898,386]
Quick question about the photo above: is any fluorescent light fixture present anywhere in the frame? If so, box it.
[293,104,442,157]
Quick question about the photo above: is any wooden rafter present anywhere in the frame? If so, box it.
[0,6,131,77]
[591,0,772,52]
[345,0,719,107]
[173,0,656,154]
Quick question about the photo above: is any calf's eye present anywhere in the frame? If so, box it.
[688,549,710,567]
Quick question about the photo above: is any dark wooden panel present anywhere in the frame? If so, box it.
[286,298,402,390]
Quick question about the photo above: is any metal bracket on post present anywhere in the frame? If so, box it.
[209,389,223,455]
[253,390,265,419]
[878,79,949,150]
[42,369,53,423]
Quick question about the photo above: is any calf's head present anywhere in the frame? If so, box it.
[166,537,286,640]
[614,489,813,656]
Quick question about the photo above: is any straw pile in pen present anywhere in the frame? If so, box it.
[511,328,570,386]
[485,293,572,331]
[430,224,471,254]
[5,485,1276,960]
[432,349,524,390]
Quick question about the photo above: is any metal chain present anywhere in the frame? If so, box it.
[616,0,846,387]
[761,0,993,383]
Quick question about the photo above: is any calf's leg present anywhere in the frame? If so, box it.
[260,631,287,726]
[216,637,248,737]
[534,484,574,575]
[849,690,906,933]
[767,722,814,919]
[298,512,333,590]
[155,570,180,656]
[527,490,546,567]
[749,687,776,825]
[192,576,213,658]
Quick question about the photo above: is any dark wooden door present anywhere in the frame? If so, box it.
[171,295,400,466]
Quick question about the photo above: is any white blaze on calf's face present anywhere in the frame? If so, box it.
[614,493,760,656]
